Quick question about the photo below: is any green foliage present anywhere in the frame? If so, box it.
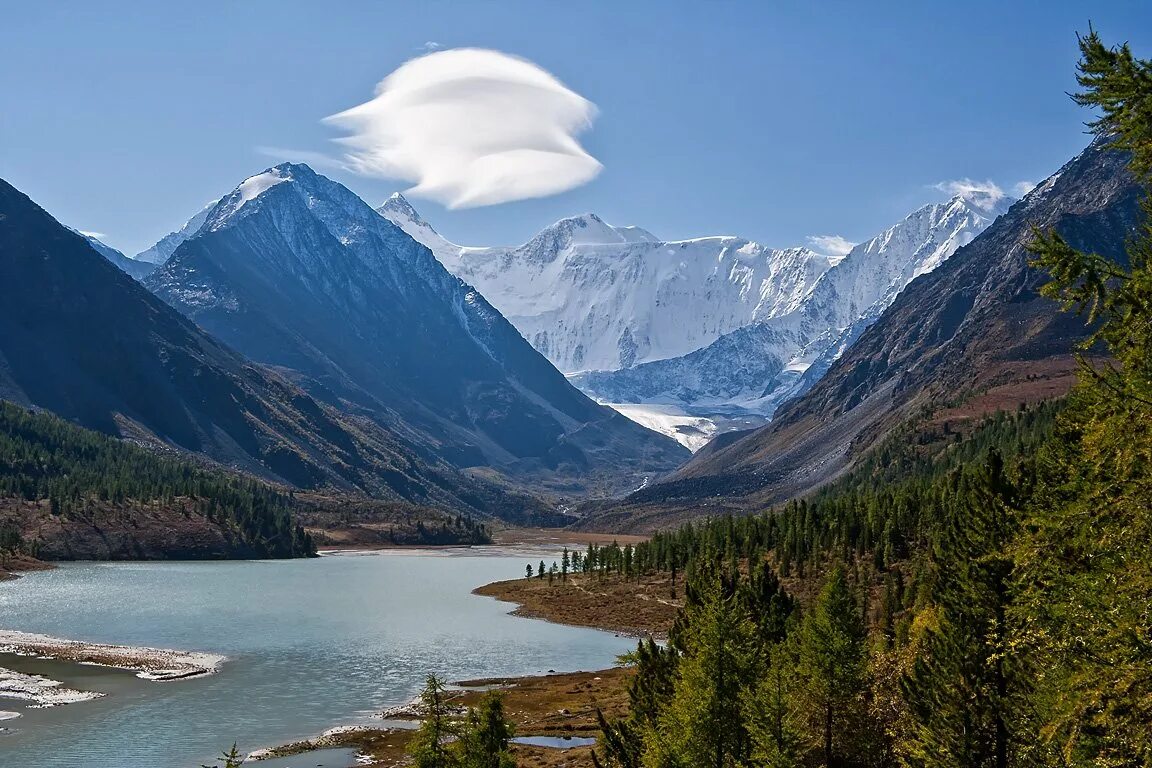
[456,693,516,768]
[408,675,458,768]
[643,569,761,768]
[1018,29,1152,767]
[406,676,517,768]
[797,565,871,767]
[902,454,1039,768]
[0,400,313,557]
[1073,27,1152,181]
[201,744,244,768]
[744,643,804,767]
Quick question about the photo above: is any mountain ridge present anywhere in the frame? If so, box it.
[146,164,688,499]
[0,174,553,520]
[378,197,836,374]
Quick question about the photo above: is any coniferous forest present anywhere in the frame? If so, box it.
[0,400,316,558]
[583,32,1152,768]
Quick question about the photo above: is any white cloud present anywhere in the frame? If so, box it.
[1012,180,1037,197]
[79,230,107,240]
[806,234,856,260]
[322,48,602,208]
[422,41,442,52]
[933,178,1006,204]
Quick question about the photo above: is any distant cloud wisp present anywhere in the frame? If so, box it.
[933,177,1038,210]
[807,234,856,259]
[322,48,602,208]
[1012,180,1037,197]
[933,178,1007,206]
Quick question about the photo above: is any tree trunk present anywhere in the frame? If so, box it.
[824,702,833,767]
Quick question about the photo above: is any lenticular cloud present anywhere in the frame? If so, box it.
[325,48,602,208]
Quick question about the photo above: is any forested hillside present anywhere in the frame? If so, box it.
[586,32,1152,768]
[0,401,492,563]
[0,401,314,559]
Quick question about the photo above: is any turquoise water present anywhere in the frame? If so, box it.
[0,549,634,768]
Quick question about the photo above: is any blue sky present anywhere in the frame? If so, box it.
[3,1,1150,257]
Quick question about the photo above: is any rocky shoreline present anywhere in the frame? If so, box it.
[250,668,634,767]
[0,629,224,682]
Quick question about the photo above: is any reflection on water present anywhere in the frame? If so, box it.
[0,549,633,768]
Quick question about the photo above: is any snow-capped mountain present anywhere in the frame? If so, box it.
[134,200,216,264]
[66,227,156,280]
[378,194,835,373]
[145,164,687,496]
[572,192,1014,418]
[380,190,1011,449]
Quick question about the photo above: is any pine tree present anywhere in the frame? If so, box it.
[407,675,458,768]
[456,692,515,768]
[594,639,677,768]
[1021,28,1152,766]
[202,744,244,768]
[642,569,758,768]
[902,454,1033,768]
[745,643,804,767]
[796,564,868,767]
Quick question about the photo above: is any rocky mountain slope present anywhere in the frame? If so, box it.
[579,138,1141,532]
[68,228,156,280]
[146,164,687,497]
[0,175,548,519]
[133,200,216,264]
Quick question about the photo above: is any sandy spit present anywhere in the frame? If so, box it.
[0,629,224,681]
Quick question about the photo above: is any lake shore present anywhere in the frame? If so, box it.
[0,554,53,582]
[253,667,635,768]
[2,535,658,766]
[255,566,678,766]
[474,571,681,639]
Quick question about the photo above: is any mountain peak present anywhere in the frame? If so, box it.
[202,163,379,238]
[377,192,425,226]
[948,187,1015,216]
[206,166,295,227]
[537,213,657,246]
